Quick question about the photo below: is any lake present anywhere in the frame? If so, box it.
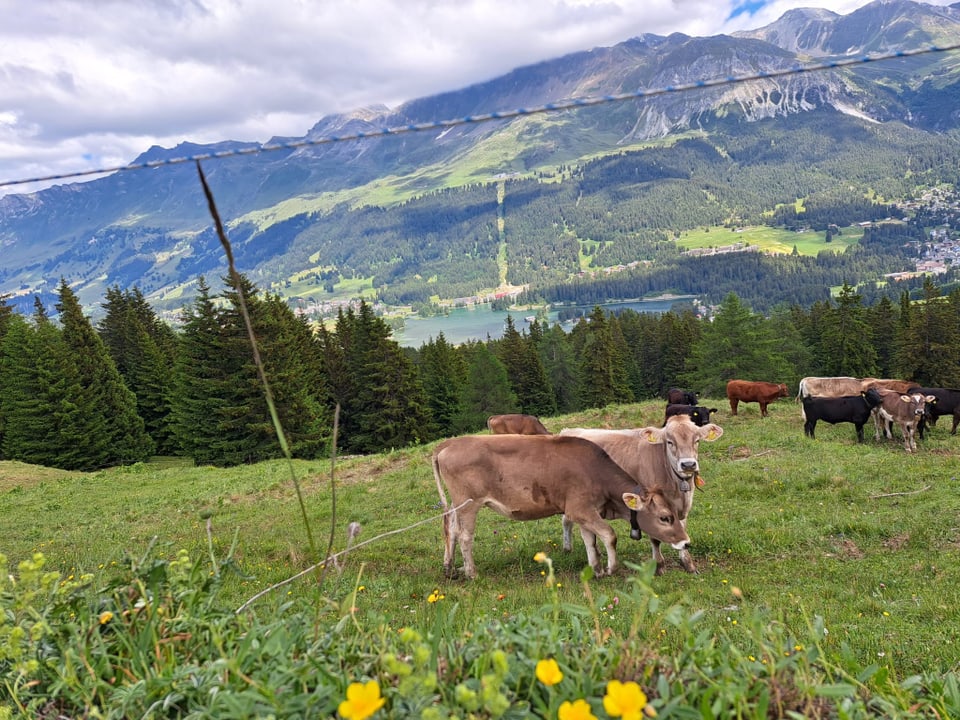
[392,296,697,347]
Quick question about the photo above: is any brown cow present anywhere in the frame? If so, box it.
[558,415,723,575]
[868,387,936,452]
[486,413,551,435]
[432,434,690,579]
[861,378,916,394]
[726,380,789,417]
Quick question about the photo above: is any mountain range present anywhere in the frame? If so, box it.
[2,0,960,318]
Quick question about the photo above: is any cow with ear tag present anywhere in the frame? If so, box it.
[432,433,690,579]
[559,415,723,575]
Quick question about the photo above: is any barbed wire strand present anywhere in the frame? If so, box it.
[2,42,959,191]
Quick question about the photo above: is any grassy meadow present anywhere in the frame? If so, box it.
[676,225,864,255]
[3,395,959,682]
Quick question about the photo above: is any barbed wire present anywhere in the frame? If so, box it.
[2,42,959,190]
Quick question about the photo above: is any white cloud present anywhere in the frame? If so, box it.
[0,0,955,194]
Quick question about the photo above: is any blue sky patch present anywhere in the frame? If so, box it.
[728,0,767,21]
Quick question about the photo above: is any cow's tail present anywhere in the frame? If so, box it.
[432,449,449,511]
[796,378,806,401]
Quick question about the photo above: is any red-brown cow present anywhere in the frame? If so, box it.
[486,414,551,435]
[726,380,789,417]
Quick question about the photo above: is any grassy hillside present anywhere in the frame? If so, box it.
[3,397,960,677]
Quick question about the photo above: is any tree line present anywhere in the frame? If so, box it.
[1,275,959,471]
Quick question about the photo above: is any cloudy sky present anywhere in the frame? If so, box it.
[0,0,954,194]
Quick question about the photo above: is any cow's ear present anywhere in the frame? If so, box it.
[623,493,644,510]
[640,427,663,444]
[899,395,911,403]
[701,424,724,441]
[926,395,937,403]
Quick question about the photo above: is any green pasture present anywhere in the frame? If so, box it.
[4,397,959,679]
[676,225,864,255]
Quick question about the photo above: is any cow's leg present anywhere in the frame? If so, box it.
[650,538,666,576]
[577,516,618,576]
[561,514,574,551]
[904,424,915,453]
[442,505,458,578]
[454,507,480,579]
[678,545,697,574]
[729,398,739,415]
[804,419,816,438]
[855,422,864,443]
[951,413,959,435]
[760,402,768,417]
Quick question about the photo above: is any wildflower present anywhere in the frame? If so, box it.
[338,680,385,720]
[536,658,564,686]
[604,680,652,720]
[98,611,113,625]
[559,698,598,720]
[427,589,445,603]
[534,551,548,563]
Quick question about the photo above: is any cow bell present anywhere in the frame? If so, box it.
[679,479,691,493]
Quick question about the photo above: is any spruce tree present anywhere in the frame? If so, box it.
[538,324,579,413]
[496,316,556,417]
[417,333,467,440]
[681,292,792,397]
[452,341,518,434]
[55,279,154,469]
[866,295,899,378]
[169,277,229,465]
[576,306,633,409]
[896,278,960,386]
[818,283,877,377]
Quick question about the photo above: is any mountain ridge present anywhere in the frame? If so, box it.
[2,0,960,315]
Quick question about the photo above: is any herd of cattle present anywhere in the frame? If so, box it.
[431,377,959,580]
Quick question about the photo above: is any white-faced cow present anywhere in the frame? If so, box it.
[664,403,719,427]
[486,413,551,435]
[908,387,960,435]
[432,434,690,579]
[868,388,936,452]
[558,415,723,575]
[801,392,881,443]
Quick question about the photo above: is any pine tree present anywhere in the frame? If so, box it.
[496,316,556,417]
[417,333,467,440]
[99,286,178,455]
[681,292,792,397]
[452,341,518,433]
[866,295,899,378]
[169,277,229,465]
[818,283,877,377]
[896,278,960,386]
[538,324,579,413]
[55,279,154,469]
[576,306,633,409]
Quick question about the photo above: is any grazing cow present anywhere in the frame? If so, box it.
[666,387,698,406]
[486,413,551,435]
[726,380,790,417]
[664,403,719,427]
[861,378,916,394]
[801,393,881,443]
[558,415,723,575]
[797,376,861,399]
[869,387,936,452]
[907,387,960,435]
[432,434,690,579]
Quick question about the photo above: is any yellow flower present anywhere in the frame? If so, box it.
[338,680,385,720]
[98,611,113,625]
[603,680,649,720]
[427,589,445,603]
[534,551,548,563]
[559,698,598,720]
[535,658,564,686]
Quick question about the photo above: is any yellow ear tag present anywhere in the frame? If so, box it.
[623,494,640,509]
[646,433,658,443]
[695,475,706,488]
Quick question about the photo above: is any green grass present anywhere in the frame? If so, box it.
[3,397,960,677]
[676,225,864,255]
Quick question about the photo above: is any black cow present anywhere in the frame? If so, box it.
[666,388,698,406]
[908,387,960,435]
[802,392,881,443]
[664,403,719,427]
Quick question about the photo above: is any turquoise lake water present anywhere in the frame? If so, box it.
[392,296,696,348]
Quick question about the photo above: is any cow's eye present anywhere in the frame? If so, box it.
[659,515,672,524]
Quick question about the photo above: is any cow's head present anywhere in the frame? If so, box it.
[622,488,691,548]
[638,415,724,492]
[777,383,789,397]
